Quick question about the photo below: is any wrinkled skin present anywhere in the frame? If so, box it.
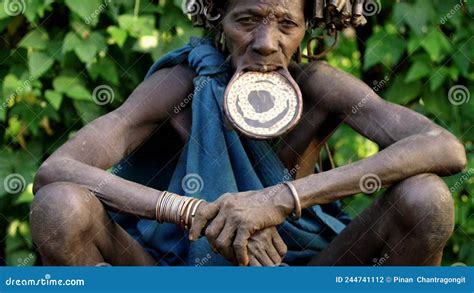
[31,0,466,267]
[222,0,306,72]
[188,0,466,266]
[189,0,307,265]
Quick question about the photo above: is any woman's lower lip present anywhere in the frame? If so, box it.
[244,65,280,72]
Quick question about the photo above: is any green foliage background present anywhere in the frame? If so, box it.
[0,0,472,266]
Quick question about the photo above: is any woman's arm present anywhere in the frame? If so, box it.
[189,61,467,265]
[292,61,467,208]
[33,64,196,219]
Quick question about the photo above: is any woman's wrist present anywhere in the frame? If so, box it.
[155,191,205,230]
[271,184,298,218]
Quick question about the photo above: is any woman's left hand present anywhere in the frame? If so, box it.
[189,187,294,266]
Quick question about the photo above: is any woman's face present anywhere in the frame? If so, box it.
[221,0,307,72]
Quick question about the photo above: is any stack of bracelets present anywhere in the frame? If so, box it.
[155,191,205,230]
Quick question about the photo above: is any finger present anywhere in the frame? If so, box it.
[255,249,276,267]
[189,203,219,241]
[272,232,288,257]
[234,228,251,266]
[205,214,226,249]
[249,255,262,267]
[266,245,282,265]
[215,223,238,263]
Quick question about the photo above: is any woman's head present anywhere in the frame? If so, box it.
[221,0,307,71]
[183,0,367,70]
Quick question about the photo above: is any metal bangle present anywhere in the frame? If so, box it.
[184,199,196,230]
[182,198,194,230]
[177,197,186,224]
[163,192,173,223]
[170,194,179,223]
[191,200,204,218]
[179,198,190,228]
[173,196,182,224]
[283,181,302,221]
[190,199,205,228]
[161,192,171,223]
[158,191,169,223]
[155,192,164,222]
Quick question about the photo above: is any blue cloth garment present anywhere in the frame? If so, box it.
[112,38,350,266]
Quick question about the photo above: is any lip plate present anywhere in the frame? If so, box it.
[223,68,304,140]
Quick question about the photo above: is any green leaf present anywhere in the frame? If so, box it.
[62,32,81,53]
[75,41,98,64]
[4,116,24,145]
[18,29,49,50]
[405,61,431,83]
[422,88,453,120]
[97,58,119,85]
[44,90,63,110]
[364,30,406,70]
[393,2,429,36]
[64,0,103,27]
[23,0,54,23]
[421,29,453,62]
[107,26,128,47]
[407,37,422,55]
[14,184,34,205]
[74,32,107,64]
[28,51,54,78]
[52,76,91,101]
[2,74,20,98]
[66,84,92,101]
[52,76,79,93]
[384,74,422,105]
[118,14,156,38]
[452,50,471,77]
[429,68,448,92]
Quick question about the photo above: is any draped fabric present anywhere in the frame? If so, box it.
[112,38,349,266]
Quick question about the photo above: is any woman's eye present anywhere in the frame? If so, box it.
[280,19,297,28]
[238,17,257,24]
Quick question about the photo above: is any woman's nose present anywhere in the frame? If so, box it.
[251,25,278,56]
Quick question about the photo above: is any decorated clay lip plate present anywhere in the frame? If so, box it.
[224,68,303,140]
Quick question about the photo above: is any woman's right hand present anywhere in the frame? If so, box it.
[246,227,287,266]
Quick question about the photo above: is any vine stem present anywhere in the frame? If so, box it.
[134,0,140,20]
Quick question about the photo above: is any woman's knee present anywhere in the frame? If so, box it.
[387,174,454,244]
[30,182,102,251]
